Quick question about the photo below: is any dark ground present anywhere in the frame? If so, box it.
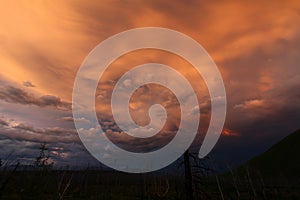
[1,130,300,199]
[0,162,300,200]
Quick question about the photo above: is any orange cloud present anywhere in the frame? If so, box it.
[1,0,300,147]
[1,0,299,103]
[234,99,265,110]
[222,128,239,137]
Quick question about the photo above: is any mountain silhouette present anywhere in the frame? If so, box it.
[245,129,300,178]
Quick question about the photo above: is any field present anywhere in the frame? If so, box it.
[1,158,299,199]
[1,130,300,199]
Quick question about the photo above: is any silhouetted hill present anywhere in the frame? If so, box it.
[246,129,300,178]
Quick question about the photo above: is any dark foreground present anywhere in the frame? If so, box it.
[1,166,300,200]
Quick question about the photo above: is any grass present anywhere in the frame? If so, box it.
[1,160,300,199]
[0,129,300,199]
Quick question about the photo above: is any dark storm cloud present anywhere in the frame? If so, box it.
[0,120,78,145]
[0,118,9,126]
[23,81,35,87]
[60,117,74,122]
[0,117,95,166]
[0,85,71,110]
[225,35,300,128]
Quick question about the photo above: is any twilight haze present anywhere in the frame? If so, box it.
[0,1,299,168]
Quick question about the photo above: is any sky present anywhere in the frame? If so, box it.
[0,0,299,169]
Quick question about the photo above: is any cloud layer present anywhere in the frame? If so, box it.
[0,117,96,167]
[0,85,71,110]
[0,0,299,167]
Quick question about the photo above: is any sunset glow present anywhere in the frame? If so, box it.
[0,0,299,167]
